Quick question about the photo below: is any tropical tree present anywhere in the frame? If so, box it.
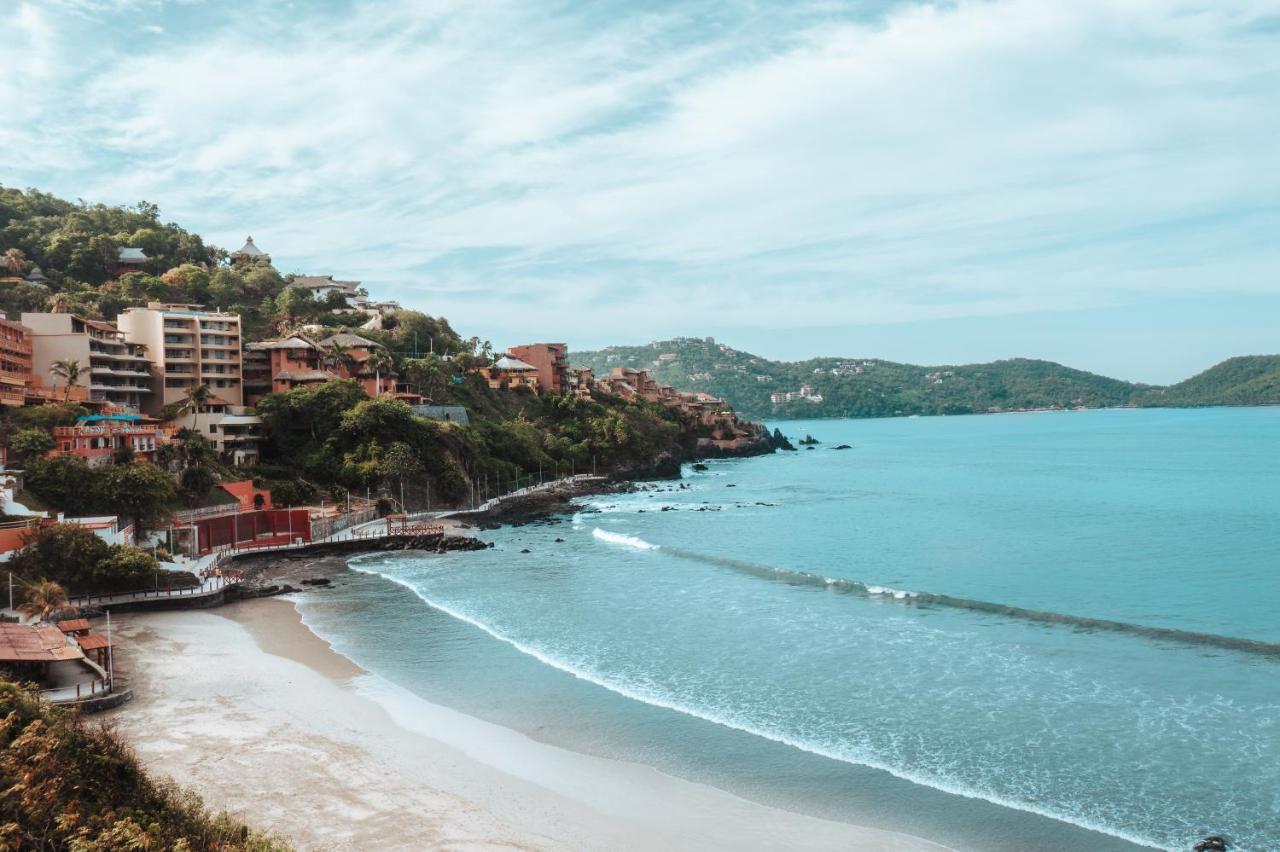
[44,292,73,313]
[9,428,55,463]
[2,247,25,273]
[326,341,354,374]
[17,579,73,621]
[48,358,81,401]
[366,348,394,395]
[181,382,212,432]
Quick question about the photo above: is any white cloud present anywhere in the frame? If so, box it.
[4,0,1279,358]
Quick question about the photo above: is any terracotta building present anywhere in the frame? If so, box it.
[507,343,570,394]
[0,319,33,408]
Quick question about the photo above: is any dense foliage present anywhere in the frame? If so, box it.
[0,681,288,851]
[252,377,686,508]
[1137,355,1280,408]
[575,339,1279,419]
[7,524,163,596]
[22,458,177,529]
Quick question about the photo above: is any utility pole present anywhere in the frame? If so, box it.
[7,572,11,611]
[106,610,113,689]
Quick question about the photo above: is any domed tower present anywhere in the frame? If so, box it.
[230,236,270,266]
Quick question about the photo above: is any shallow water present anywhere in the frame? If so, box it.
[294,407,1280,851]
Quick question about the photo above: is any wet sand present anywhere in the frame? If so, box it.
[106,597,951,851]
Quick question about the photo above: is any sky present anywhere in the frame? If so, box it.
[2,0,1278,384]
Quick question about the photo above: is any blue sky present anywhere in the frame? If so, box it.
[3,0,1278,384]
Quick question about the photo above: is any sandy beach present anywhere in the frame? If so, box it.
[106,597,951,852]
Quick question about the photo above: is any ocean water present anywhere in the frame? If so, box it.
[292,407,1280,851]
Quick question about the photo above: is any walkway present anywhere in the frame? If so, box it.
[69,574,238,609]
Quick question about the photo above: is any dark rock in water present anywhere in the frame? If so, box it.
[832,444,852,450]
[771,428,797,451]
[806,446,815,451]
[520,548,531,554]
[660,506,672,511]
[487,541,496,548]
[554,537,565,542]
[692,463,709,471]
[799,434,820,445]
[726,484,736,488]
[1194,836,1228,852]
[301,577,331,586]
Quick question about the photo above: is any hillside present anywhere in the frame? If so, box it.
[1138,355,1280,408]
[1,186,771,516]
[574,339,1278,419]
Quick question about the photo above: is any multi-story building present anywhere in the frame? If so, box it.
[117,303,243,413]
[171,404,265,466]
[242,336,334,405]
[51,418,165,467]
[21,313,152,412]
[508,343,569,394]
[0,319,33,408]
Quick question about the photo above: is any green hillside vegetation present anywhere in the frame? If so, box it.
[0,681,287,851]
[1138,355,1280,408]
[575,339,1278,419]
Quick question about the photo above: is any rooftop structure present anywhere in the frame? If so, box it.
[230,236,270,265]
[288,275,360,298]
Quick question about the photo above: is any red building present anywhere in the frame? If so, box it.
[508,343,569,394]
[51,417,165,466]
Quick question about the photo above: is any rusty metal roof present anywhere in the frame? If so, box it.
[55,618,91,634]
[75,634,110,651]
[0,623,85,663]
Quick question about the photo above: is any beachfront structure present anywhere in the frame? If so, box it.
[230,236,270,266]
[51,416,165,466]
[22,313,152,411]
[0,319,33,408]
[483,355,540,391]
[170,404,264,466]
[508,343,570,395]
[117,303,243,412]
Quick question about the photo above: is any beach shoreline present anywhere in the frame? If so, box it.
[106,596,952,851]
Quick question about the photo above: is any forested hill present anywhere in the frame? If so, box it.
[1138,355,1280,408]
[574,339,1280,419]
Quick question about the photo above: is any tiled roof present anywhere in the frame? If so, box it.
[232,236,267,257]
[117,247,147,262]
[319,332,378,348]
[273,369,336,382]
[492,356,538,371]
[247,336,318,351]
[290,275,359,292]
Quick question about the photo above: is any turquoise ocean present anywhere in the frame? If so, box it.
[292,407,1279,851]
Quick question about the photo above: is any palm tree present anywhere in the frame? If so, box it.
[181,383,212,432]
[45,293,73,313]
[366,348,394,395]
[18,580,74,622]
[326,341,354,375]
[49,358,82,401]
[2,248,25,273]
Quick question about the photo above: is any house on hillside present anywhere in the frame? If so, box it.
[230,236,271,266]
[482,355,540,391]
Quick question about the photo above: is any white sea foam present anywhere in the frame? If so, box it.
[866,585,918,600]
[592,528,660,551]
[339,559,1162,852]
